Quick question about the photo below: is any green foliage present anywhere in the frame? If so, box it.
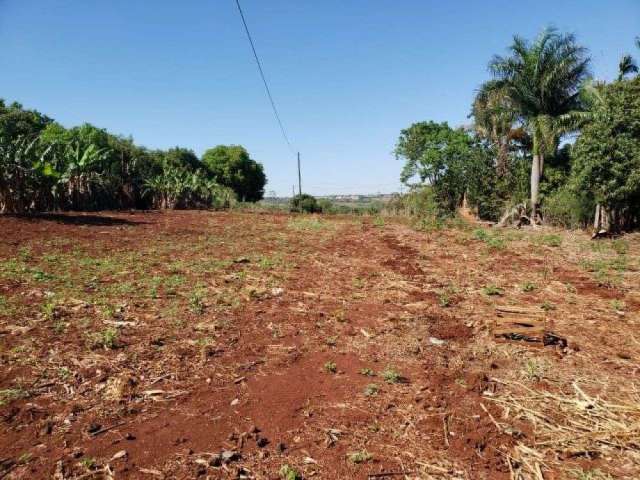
[290,193,321,213]
[571,78,640,230]
[0,100,254,213]
[348,450,373,464]
[324,361,337,373]
[483,284,503,296]
[381,367,401,384]
[202,145,266,202]
[541,186,594,229]
[364,383,379,396]
[395,121,473,214]
[279,465,302,480]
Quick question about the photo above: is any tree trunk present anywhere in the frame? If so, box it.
[530,153,542,223]
[497,140,509,177]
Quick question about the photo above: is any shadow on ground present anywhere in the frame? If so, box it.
[4,213,146,226]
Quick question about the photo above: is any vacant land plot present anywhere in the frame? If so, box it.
[1,211,639,479]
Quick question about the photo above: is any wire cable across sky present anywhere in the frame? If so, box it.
[234,0,295,155]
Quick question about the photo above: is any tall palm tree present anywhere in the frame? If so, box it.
[489,28,590,222]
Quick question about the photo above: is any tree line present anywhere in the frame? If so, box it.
[395,28,640,232]
[0,103,267,213]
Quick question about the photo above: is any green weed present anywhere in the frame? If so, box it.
[348,450,373,464]
[483,284,503,296]
[364,384,379,396]
[0,388,29,406]
[324,361,337,373]
[279,464,302,480]
[382,367,401,384]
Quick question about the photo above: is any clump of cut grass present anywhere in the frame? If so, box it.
[372,216,385,228]
[570,469,614,480]
[324,361,337,374]
[491,381,640,480]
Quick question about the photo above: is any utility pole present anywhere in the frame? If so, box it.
[297,152,302,197]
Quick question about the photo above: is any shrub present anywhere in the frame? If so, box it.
[290,193,321,213]
[542,187,594,229]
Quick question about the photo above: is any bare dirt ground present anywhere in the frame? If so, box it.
[0,211,639,480]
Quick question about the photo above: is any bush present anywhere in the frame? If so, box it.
[542,187,594,229]
[290,193,321,213]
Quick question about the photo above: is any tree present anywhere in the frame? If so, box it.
[471,80,521,176]
[571,77,640,231]
[618,54,638,80]
[489,28,590,222]
[290,193,321,213]
[201,145,266,202]
[395,121,475,215]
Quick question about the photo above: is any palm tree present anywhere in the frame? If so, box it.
[471,80,522,176]
[489,28,590,222]
[618,54,638,80]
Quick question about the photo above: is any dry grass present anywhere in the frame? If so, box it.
[489,379,640,479]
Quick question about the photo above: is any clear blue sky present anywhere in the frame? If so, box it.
[1,1,638,196]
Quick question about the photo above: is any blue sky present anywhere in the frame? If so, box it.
[1,1,638,196]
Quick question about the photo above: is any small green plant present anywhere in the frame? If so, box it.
[372,216,385,227]
[42,300,57,320]
[522,358,547,382]
[58,367,71,380]
[348,450,373,464]
[0,388,29,406]
[364,383,379,396]
[611,299,626,311]
[521,281,536,292]
[483,284,503,296]
[79,457,96,469]
[382,367,400,384]
[324,361,337,373]
[359,368,375,376]
[325,336,337,347]
[90,328,118,350]
[610,239,628,255]
[188,289,206,314]
[279,464,302,480]
[540,234,562,247]
[473,229,505,249]
[438,292,451,307]
[32,269,54,282]
[541,301,556,311]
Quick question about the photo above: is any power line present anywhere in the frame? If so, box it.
[234,0,295,155]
